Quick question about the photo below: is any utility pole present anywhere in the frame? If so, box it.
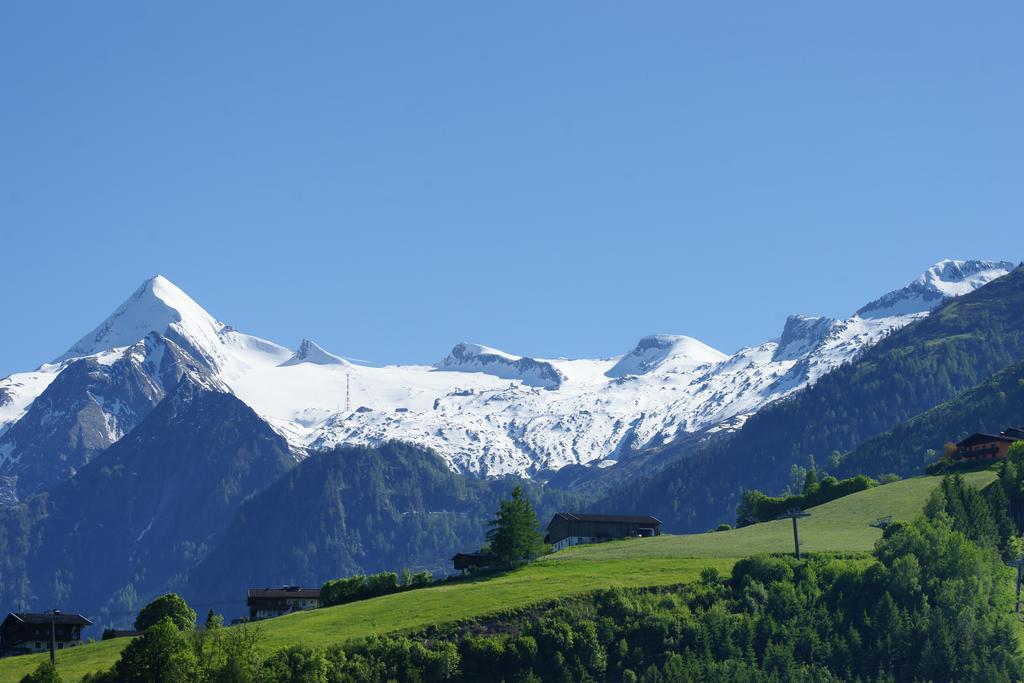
[47,608,60,666]
[1007,558,1024,613]
[776,509,810,560]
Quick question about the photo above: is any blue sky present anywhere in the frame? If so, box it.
[1,2,1021,376]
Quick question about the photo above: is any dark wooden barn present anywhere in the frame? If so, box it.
[451,552,498,572]
[0,612,92,656]
[955,428,1023,461]
[545,512,662,552]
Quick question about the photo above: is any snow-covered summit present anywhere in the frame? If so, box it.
[58,275,290,377]
[436,343,566,389]
[60,275,223,361]
[606,335,726,377]
[856,259,1014,319]
[280,340,350,367]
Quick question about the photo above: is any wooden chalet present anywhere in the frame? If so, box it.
[0,612,91,657]
[451,552,497,572]
[545,512,662,552]
[246,586,321,621]
[956,427,1024,461]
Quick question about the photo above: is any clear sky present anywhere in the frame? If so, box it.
[1,2,1021,376]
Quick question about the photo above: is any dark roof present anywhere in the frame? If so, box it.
[956,432,1018,447]
[1003,427,1024,438]
[3,612,92,627]
[451,552,495,561]
[247,587,320,600]
[550,513,662,526]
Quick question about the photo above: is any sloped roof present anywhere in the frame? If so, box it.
[957,432,1017,447]
[3,612,92,627]
[550,512,662,526]
[247,587,320,600]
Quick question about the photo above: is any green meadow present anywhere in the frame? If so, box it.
[0,470,997,682]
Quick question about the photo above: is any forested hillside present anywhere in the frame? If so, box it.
[187,442,577,620]
[838,359,1024,476]
[0,379,296,624]
[596,265,1024,532]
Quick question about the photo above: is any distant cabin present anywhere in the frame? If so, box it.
[246,586,321,621]
[0,612,92,656]
[451,552,497,572]
[955,427,1024,461]
[545,513,662,552]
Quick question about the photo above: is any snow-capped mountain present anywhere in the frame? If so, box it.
[0,260,1014,497]
[856,259,1015,318]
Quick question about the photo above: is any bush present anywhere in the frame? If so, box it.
[134,593,196,632]
[321,569,433,607]
[19,662,61,683]
[738,474,875,524]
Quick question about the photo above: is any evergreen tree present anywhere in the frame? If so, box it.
[486,485,544,566]
[205,608,223,630]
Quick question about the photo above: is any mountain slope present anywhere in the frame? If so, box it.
[186,441,578,620]
[595,263,1024,531]
[18,378,295,619]
[0,333,213,498]
[837,358,1024,476]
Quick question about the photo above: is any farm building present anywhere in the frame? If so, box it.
[246,586,321,621]
[955,427,1024,461]
[0,612,91,657]
[545,512,662,552]
[451,552,498,573]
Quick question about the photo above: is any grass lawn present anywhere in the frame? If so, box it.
[0,470,997,681]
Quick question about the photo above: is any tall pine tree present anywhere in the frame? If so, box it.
[486,486,544,566]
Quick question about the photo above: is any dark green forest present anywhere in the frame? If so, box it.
[186,442,577,621]
[839,359,1024,477]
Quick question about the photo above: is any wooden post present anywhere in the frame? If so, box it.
[49,609,58,666]
[791,517,800,560]
[776,509,811,560]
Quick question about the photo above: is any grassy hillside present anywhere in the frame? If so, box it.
[0,470,996,681]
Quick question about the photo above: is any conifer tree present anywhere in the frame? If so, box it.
[486,486,544,566]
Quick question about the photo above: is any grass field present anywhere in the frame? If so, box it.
[0,470,997,681]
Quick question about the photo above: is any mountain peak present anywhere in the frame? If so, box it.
[772,315,838,361]
[436,342,566,389]
[280,339,350,367]
[58,275,222,362]
[606,334,726,378]
[856,258,1014,319]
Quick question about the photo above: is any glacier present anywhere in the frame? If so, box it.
[0,260,1015,487]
